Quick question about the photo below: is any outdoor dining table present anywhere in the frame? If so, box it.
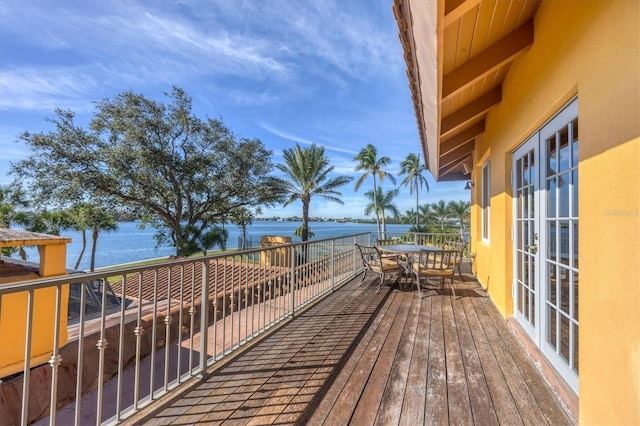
[377,244,440,282]
[378,244,440,258]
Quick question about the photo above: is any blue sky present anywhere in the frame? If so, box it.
[0,0,469,219]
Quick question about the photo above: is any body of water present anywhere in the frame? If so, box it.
[21,221,412,271]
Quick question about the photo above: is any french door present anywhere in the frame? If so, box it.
[512,98,579,393]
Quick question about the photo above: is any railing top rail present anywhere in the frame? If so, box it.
[0,232,371,295]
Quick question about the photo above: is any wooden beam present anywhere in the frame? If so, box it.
[440,139,475,169]
[444,0,482,28]
[442,20,533,100]
[438,161,468,180]
[440,121,485,155]
[441,87,501,138]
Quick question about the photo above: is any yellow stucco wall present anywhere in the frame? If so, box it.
[469,0,639,423]
[580,137,639,424]
[0,242,69,378]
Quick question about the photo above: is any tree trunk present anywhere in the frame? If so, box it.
[372,177,381,236]
[381,210,387,237]
[74,229,87,269]
[302,199,310,241]
[241,226,247,250]
[415,187,420,231]
[90,227,98,272]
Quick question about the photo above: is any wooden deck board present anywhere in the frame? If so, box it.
[375,292,419,425]
[134,272,573,426]
[425,294,450,425]
[350,290,411,424]
[317,288,404,425]
[399,294,430,425]
[461,296,523,425]
[442,293,474,424]
[470,294,549,425]
[452,294,501,425]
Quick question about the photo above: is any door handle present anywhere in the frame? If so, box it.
[526,244,538,252]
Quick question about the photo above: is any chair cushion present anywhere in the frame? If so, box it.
[415,267,454,276]
[373,259,402,272]
[413,263,454,275]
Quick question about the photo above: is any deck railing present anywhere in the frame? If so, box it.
[372,231,471,257]
[0,231,467,425]
[0,233,372,425]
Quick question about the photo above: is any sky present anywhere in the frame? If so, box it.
[0,0,469,219]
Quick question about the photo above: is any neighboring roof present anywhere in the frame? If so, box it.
[110,259,288,304]
[394,0,539,181]
[0,227,72,248]
[0,259,39,283]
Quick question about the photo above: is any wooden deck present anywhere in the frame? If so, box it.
[133,272,573,425]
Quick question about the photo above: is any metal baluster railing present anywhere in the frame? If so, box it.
[116,275,127,420]
[0,232,374,425]
[47,283,63,425]
[74,281,87,425]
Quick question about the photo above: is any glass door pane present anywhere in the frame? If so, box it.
[513,135,539,340]
[539,99,579,394]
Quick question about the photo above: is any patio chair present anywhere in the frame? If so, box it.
[356,244,403,293]
[376,238,401,260]
[412,249,460,297]
[443,240,467,281]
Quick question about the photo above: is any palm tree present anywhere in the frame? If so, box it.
[402,209,419,225]
[398,153,429,231]
[418,203,435,230]
[68,204,91,269]
[230,207,255,250]
[0,184,30,259]
[431,200,450,231]
[276,143,353,241]
[353,144,396,235]
[199,226,228,255]
[28,210,72,236]
[65,202,119,270]
[448,200,471,232]
[87,209,117,271]
[364,187,400,237]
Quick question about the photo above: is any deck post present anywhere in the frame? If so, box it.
[330,240,335,291]
[198,259,210,377]
[289,244,296,317]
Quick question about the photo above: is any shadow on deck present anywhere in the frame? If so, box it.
[129,268,573,425]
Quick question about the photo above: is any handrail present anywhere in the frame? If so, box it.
[0,231,459,424]
[0,232,371,425]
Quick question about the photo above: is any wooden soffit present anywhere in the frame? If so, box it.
[394,0,540,181]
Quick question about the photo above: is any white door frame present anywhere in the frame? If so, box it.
[512,98,579,394]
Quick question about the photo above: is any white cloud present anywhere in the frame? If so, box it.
[259,122,358,155]
[229,90,279,106]
[0,67,98,112]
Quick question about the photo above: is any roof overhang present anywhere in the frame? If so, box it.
[394,0,539,181]
[0,228,71,248]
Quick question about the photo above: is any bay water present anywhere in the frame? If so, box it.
[22,220,411,271]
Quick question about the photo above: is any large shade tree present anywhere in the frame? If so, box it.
[353,144,396,235]
[398,153,429,232]
[276,143,352,241]
[12,87,285,256]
